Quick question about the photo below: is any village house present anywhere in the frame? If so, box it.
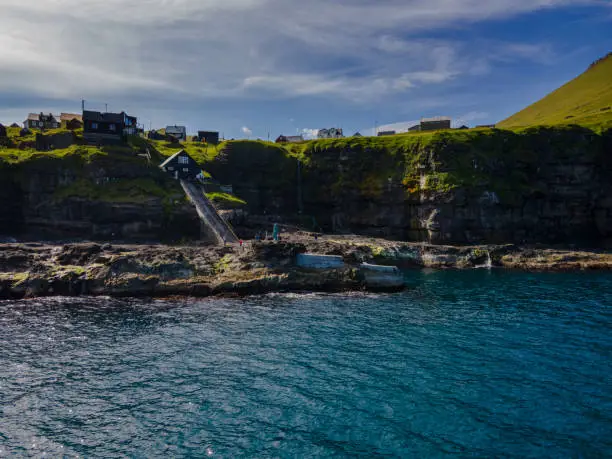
[275,135,304,143]
[420,116,451,131]
[377,130,396,136]
[159,150,203,181]
[24,113,60,130]
[147,129,165,140]
[60,113,83,130]
[318,128,344,139]
[166,125,187,141]
[197,131,220,144]
[83,110,137,145]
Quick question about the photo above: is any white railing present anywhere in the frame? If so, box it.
[180,180,239,244]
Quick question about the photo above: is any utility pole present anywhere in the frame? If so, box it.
[105,103,108,113]
[81,99,85,112]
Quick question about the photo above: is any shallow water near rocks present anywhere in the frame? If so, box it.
[1,270,612,457]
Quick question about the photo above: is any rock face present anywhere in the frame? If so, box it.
[0,241,406,300]
[1,239,610,300]
[0,155,201,241]
[2,127,611,247]
[209,127,612,247]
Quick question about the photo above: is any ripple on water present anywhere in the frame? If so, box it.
[1,270,612,457]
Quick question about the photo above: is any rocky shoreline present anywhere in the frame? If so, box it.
[1,237,611,300]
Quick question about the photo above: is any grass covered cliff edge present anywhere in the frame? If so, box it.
[1,124,612,245]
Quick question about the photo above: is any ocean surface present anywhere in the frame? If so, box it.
[1,270,612,458]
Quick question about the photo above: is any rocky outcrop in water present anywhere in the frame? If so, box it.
[1,238,610,300]
[0,240,406,300]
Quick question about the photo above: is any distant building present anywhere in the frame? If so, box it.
[275,135,304,143]
[166,125,187,141]
[0,124,6,138]
[24,113,60,130]
[159,150,203,181]
[420,116,451,131]
[60,113,83,130]
[197,131,220,144]
[457,125,470,130]
[353,132,362,137]
[377,130,396,136]
[407,124,421,132]
[83,110,137,145]
[10,123,19,128]
[475,124,496,129]
[318,128,344,139]
[148,129,165,140]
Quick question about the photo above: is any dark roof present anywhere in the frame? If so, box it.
[61,113,83,122]
[159,150,198,169]
[83,110,125,124]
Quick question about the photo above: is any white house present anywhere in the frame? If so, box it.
[166,125,187,141]
[318,128,344,139]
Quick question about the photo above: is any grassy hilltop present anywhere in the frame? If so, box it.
[498,53,612,129]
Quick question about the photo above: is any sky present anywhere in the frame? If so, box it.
[0,0,610,139]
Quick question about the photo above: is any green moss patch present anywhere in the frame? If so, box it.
[54,177,171,203]
[206,192,247,209]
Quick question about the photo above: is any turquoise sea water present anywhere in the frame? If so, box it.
[1,270,612,458]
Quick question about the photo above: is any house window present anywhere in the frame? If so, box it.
[183,168,189,172]
[179,156,188,165]
[91,122,98,129]
[109,124,116,131]
[168,167,174,171]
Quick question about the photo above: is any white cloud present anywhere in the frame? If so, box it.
[241,126,252,136]
[0,0,602,122]
[453,111,489,127]
[362,120,420,137]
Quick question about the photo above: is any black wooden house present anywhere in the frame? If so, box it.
[83,110,137,145]
[159,150,203,181]
[197,131,220,144]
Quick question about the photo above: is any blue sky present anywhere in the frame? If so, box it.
[0,0,610,138]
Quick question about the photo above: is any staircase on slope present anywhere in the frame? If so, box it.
[180,180,239,245]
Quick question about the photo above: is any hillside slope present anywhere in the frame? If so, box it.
[498,53,612,129]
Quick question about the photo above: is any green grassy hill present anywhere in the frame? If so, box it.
[498,53,612,130]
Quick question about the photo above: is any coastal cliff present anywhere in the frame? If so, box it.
[0,148,200,241]
[208,126,612,246]
[1,126,612,247]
